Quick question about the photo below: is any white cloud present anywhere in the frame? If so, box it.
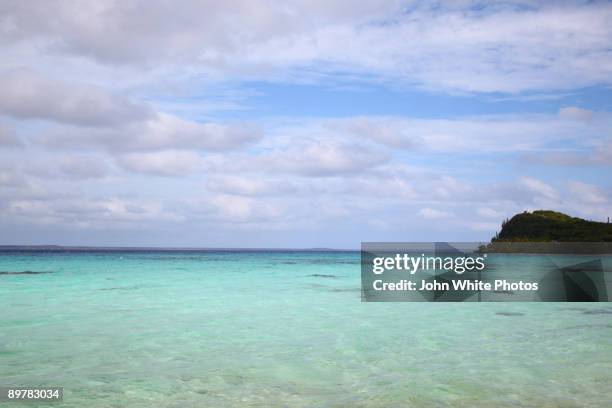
[3,196,183,227]
[428,176,474,201]
[41,113,261,152]
[417,207,453,219]
[138,114,261,151]
[23,154,111,180]
[58,155,110,179]
[202,139,388,177]
[467,221,500,232]
[477,207,505,220]
[1,1,611,246]
[116,150,203,176]
[568,181,608,204]
[342,175,418,200]
[0,70,151,125]
[0,1,398,65]
[524,141,612,167]
[558,106,594,121]
[235,2,612,93]
[205,175,298,196]
[0,168,24,187]
[0,123,21,146]
[262,140,388,176]
[518,177,559,201]
[208,194,282,223]
[2,2,612,93]
[335,114,607,153]
[340,117,416,149]
[475,177,563,208]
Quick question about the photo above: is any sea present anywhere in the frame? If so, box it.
[1,250,611,407]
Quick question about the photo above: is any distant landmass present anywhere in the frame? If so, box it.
[492,210,612,242]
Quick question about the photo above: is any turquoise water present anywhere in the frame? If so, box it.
[1,251,611,407]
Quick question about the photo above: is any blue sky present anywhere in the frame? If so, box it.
[0,0,611,248]
[193,81,612,120]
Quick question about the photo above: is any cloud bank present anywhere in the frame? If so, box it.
[0,0,611,247]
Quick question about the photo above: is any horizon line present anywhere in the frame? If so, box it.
[0,244,360,252]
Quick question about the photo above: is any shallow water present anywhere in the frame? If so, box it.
[1,251,611,407]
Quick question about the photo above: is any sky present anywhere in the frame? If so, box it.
[1,0,611,248]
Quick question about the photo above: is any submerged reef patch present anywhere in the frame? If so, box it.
[0,271,53,275]
[495,311,525,316]
[308,274,339,278]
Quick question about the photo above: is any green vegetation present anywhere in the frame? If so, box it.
[492,210,612,242]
